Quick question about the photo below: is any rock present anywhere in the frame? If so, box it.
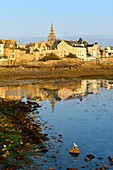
[81,165,86,168]
[2,154,8,158]
[95,162,100,167]
[103,165,109,169]
[15,155,25,160]
[43,159,47,162]
[5,151,10,156]
[2,147,7,152]
[86,154,95,159]
[84,157,91,162]
[25,160,33,165]
[69,146,80,157]
[58,134,62,138]
[40,148,48,153]
[84,154,95,162]
[30,116,36,120]
[108,156,113,162]
[48,167,54,170]
[98,157,104,160]
[51,155,57,159]
[34,155,39,159]
[20,140,23,145]
[16,149,23,153]
[66,168,78,170]
[34,148,39,152]
[109,163,113,166]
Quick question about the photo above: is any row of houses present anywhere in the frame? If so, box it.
[0,24,113,65]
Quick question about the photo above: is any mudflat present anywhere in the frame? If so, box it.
[0,65,113,86]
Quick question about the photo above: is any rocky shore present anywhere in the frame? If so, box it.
[0,64,113,86]
[1,98,113,169]
[0,98,50,169]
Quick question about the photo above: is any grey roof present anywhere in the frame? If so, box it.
[87,42,98,47]
[87,44,94,47]
[64,40,85,48]
[52,39,86,49]
[52,39,61,49]
[33,48,39,52]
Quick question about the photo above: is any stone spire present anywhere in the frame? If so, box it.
[48,23,56,46]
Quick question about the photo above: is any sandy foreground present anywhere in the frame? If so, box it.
[0,65,113,86]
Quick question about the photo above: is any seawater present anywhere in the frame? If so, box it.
[1,79,113,169]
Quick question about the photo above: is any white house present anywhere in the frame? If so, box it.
[0,40,4,56]
[105,46,113,57]
[87,43,99,57]
[56,40,86,60]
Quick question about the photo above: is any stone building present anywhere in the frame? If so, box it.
[87,43,100,57]
[47,24,57,47]
[52,40,86,60]
[105,46,113,57]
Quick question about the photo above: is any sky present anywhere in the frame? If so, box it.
[0,0,113,45]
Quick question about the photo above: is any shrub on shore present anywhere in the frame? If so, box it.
[39,52,60,61]
[65,53,77,58]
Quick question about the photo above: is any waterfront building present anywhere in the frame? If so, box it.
[0,40,4,56]
[87,43,100,57]
[105,46,113,57]
[52,40,86,60]
[1,24,113,65]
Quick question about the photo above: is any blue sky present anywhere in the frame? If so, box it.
[0,0,113,43]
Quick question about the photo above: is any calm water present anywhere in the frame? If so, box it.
[1,79,113,169]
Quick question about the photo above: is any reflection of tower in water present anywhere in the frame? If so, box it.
[47,94,56,113]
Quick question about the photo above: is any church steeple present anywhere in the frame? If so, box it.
[48,23,56,46]
[51,23,54,32]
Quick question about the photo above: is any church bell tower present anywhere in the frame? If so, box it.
[48,23,56,47]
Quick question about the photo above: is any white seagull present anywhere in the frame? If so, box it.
[73,143,78,148]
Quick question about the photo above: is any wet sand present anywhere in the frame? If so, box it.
[0,65,113,86]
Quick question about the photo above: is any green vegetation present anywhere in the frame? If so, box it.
[39,52,60,61]
[66,53,77,58]
[0,113,22,150]
[5,134,21,149]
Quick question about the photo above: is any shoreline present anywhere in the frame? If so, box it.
[1,65,113,86]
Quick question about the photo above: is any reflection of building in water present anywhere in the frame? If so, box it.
[1,79,113,112]
[0,85,48,101]
[105,80,113,90]
[58,88,75,101]
[86,80,100,94]
[0,86,24,100]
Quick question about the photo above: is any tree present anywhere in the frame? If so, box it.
[66,53,77,58]
[41,53,60,61]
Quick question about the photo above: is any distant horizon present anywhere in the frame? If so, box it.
[1,34,112,48]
